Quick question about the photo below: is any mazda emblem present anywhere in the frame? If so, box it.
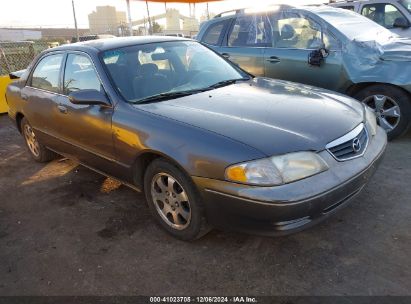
[352,138,361,153]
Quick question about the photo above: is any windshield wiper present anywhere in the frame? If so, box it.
[135,89,209,104]
[207,78,250,89]
[135,78,250,104]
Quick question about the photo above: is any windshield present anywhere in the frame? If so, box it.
[400,0,411,13]
[101,41,247,103]
[317,8,396,43]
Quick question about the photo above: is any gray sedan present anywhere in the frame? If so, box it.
[6,37,386,240]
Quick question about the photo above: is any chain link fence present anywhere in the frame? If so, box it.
[0,41,50,75]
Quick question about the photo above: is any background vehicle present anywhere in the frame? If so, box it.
[6,37,386,240]
[0,41,37,113]
[329,0,411,38]
[197,4,411,139]
[71,34,116,43]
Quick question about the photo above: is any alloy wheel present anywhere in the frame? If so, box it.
[362,95,401,132]
[151,173,191,230]
[24,124,40,157]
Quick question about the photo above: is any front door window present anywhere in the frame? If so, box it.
[63,53,102,95]
[361,3,406,28]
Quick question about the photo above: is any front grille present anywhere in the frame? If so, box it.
[326,124,368,161]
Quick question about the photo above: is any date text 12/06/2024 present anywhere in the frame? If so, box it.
[149,296,258,303]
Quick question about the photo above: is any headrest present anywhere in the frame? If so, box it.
[280,24,295,40]
[140,63,158,76]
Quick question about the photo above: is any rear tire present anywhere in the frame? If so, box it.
[21,118,55,163]
[353,85,411,140]
[143,158,211,241]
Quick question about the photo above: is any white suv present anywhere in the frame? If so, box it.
[329,0,411,37]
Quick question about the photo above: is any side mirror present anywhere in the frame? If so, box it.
[68,89,110,106]
[308,48,329,67]
[393,17,410,28]
[9,69,26,80]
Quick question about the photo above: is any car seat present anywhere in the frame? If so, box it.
[276,24,298,48]
[232,31,249,46]
[133,63,171,99]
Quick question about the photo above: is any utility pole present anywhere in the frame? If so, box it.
[146,0,152,35]
[126,0,133,36]
[72,0,79,42]
[207,2,210,20]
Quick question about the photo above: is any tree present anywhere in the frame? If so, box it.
[151,21,162,34]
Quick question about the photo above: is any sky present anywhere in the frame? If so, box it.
[0,0,325,28]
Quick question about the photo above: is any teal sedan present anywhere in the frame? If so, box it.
[197,5,411,139]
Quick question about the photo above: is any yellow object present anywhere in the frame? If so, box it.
[0,75,12,114]
[226,165,247,183]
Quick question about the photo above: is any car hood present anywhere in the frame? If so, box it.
[137,78,364,156]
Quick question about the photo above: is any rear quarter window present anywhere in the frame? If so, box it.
[201,20,230,46]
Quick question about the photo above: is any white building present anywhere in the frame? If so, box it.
[0,29,41,41]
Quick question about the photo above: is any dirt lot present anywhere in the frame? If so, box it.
[0,114,410,296]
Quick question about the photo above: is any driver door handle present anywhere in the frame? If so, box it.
[266,56,281,63]
[57,104,68,114]
[222,53,230,59]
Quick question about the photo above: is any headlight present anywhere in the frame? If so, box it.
[365,105,377,136]
[225,152,329,186]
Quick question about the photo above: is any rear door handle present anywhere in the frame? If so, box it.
[222,53,230,59]
[266,56,281,63]
[57,105,68,114]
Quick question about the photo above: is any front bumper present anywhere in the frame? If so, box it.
[193,127,387,236]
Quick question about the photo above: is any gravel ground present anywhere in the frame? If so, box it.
[0,114,410,296]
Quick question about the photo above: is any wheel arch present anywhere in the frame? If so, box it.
[15,112,25,133]
[346,82,411,100]
[131,149,193,191]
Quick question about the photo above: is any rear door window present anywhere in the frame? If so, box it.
[31,54,64,93]
[228,14,272,47]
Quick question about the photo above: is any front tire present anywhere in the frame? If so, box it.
[353,85,411,140]
[21,118,55,162]
[144,158,210,241]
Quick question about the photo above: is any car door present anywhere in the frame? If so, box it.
[21,52,65,147]
[218,13,272,76]
[263,12,345,92]
[360,2,411,37]
[54,52,116,172]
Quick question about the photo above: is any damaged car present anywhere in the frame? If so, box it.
[6,37,386,240]
[197,5,411,139]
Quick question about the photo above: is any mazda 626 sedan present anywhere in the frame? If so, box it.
[6,37,387,240]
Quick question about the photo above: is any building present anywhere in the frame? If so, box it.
[88,6,127,36]
[0,28,89,42]
[0,29,41,41]
[131,8,200,37]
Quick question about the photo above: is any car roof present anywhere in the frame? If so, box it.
[49,36,192,53]
[209,4,350,19]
